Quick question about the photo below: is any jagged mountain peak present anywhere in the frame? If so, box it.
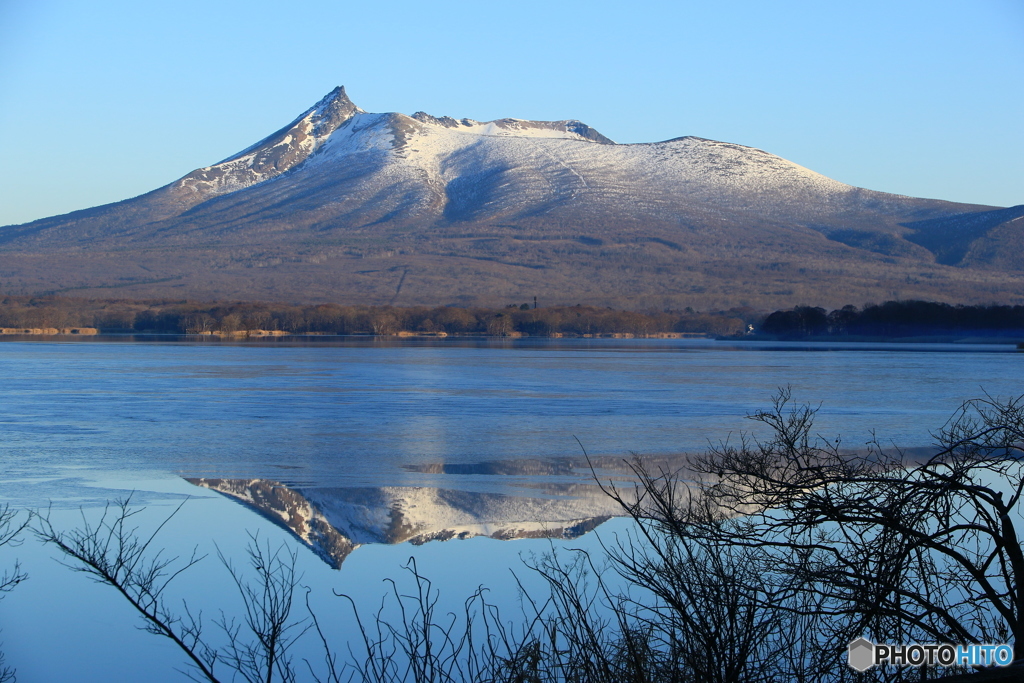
[172,87,617,203]
[306,85,362,133]
[172,86,363,201]
[409,109,614,143]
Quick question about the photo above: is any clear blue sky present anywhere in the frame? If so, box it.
[0,0,1021,226]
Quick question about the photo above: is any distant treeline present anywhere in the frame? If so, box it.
[762,300,1024,338]
[0,295,751,337]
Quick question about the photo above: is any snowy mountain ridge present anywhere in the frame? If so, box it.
[2,85,1021,309]
[173,85,851,215]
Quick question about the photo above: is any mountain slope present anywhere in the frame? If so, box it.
[2,87,1021,309]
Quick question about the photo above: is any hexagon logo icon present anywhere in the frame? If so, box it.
[848,637,875,671]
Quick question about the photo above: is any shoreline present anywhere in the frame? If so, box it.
[0,331,1021,347]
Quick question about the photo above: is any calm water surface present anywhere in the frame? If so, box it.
[0,337,1020,506]
[0,338,1021,682]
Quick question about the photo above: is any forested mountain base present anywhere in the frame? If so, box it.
[0,295,751,338]
[7,296,1024,341]
[761,300,1024,340]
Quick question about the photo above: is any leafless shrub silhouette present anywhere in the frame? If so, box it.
[34,498,306,683]
[0,505,27,683]
[0,507,26,598]
[676,388,1024,678]
[319,557,532,683]
[216,536,308,683]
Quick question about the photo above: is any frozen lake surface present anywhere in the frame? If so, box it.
[2,337,1019,505]
[0,337,1020,681]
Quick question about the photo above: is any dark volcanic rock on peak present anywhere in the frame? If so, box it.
[410,110,615,144]
[411,111,466,128]
[172,85,363,207]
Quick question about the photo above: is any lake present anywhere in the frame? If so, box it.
[0,337,1020,681]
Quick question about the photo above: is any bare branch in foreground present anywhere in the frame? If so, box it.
[34,497,310,683]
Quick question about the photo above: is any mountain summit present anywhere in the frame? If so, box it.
[176,85,363,202]
[2,87,1022,308]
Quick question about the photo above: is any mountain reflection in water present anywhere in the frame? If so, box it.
[187,477,622,569]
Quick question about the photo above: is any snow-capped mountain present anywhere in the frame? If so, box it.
[175,87,363,200]
[164,86,865,227]
[2,86,1021,308]
[188,477,617,569]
